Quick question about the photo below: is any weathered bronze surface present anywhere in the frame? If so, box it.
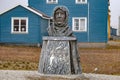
[38,6,82,75]
[48,6,73,36]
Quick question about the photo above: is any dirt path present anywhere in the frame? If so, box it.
[0,70,120,80]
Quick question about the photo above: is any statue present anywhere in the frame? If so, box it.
[48,6,73,36]
[38,6,82,75]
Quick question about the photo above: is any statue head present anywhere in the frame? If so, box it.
[53,6,69,27]
[48,6,73,36]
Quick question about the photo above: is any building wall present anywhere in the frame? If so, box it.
[88,0,108,42]
[111,27,117,36]
[0,6,48,44]
[29,0,108,43]
[0,0,109,45]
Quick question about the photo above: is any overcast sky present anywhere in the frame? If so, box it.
[0,0,120,29]
[110,0,120,29]
[0,0,28,14]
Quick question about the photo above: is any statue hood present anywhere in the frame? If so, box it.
[53,6,69,27]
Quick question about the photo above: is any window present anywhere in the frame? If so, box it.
[11,17,28,34]
[76,0,87,4]
[72,17,87,32]
[46,0,58,4]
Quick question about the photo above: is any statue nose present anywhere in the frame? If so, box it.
[58,13,61,17]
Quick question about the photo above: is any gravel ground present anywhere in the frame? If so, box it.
[0,70,120,80]
[84,73,120,80]
[108,41,120,46]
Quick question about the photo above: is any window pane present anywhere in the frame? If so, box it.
[74,19,79,30]
[48,0,51,2]
[80,19,85,30]
[75,27,79,30]
[21,20,26,25]
[75,19,79,23]
[76,0,86,3]
[14,20,19,25]
[78,0,81,2]
[82,0,85,2]
[21,26,26,32]
[75,22,79,27]
[75,20,79,27]
[74,19,79,25]
[47,0,57,3]
[53,0,56,2]
[14,26,19,31]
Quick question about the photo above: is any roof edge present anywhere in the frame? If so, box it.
[0,5,51,19]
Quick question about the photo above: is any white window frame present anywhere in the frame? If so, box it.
[75,0,87,4]
[72,17,87,32]
[11,17,28,34]
[46,0,58,4]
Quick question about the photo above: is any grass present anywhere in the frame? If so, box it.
[0,45,120,75]
[0,45,40,70]
[80,49,120,75]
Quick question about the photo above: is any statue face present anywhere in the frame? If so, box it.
[54,9,66,26]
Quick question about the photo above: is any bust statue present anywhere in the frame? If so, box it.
[48,6,73,36]
[38,6,82,75]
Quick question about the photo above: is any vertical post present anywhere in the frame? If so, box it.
[87,2,90,42]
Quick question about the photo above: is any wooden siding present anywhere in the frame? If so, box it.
[29,0,108,42]
[89,0,108,42]
[0,6,48,44]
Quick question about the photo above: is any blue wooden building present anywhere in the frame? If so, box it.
[111,27,117,36]
[0,0,109,45]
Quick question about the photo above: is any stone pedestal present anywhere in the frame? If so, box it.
[38,36,82,75]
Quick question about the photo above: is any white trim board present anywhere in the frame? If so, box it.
[0,5,50,19]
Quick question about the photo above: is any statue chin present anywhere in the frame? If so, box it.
[55,22,64,27]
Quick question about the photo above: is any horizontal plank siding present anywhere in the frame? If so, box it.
[89,0,108,42]
[0,0,108,44]
[29,0,108,43]
[0,6,48,44]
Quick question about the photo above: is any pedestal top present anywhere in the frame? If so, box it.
[43,36,76,41]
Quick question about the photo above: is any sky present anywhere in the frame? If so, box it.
[110,0,120,29]
[0,0,28,14]
[0,0,120,31]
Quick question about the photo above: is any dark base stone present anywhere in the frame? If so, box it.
[38,36,82,75]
